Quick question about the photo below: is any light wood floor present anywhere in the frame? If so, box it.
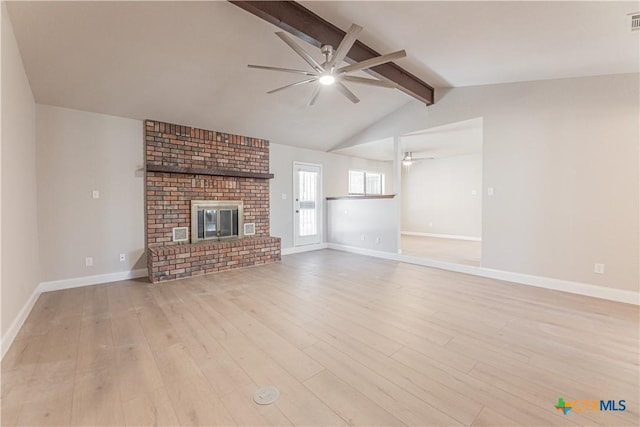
[401,235,481,266]
[2,250,638,426]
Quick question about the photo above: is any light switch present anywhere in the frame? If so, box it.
[487,187,494,196]
[92,190,100,199]
[281,193,287,200]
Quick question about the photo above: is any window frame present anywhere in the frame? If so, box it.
[348,169,385,196]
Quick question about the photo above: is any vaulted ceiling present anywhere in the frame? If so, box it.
[7,1,638,151]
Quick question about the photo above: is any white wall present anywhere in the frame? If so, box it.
[269,143,392,249]
[402,153,482,238]
[340,74,639,292]
[34,107,393,280]
[36,105,145,282]
[1,3,39,341]
[327,198,398,252]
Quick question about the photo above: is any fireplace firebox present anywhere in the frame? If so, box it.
[191,200,244,243]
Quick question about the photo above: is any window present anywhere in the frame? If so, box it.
[366,172,383,195]
[349,170,365,194]
[349,170,384,195]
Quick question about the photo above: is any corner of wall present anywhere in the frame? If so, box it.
[1,0,40,355]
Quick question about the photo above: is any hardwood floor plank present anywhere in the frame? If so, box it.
[82,285,110,318]
[122,387,180,427]
[391,346,581,426]
[3,250,637,427]
[40,315,82,351]
[252,285,405,356]
[300,315,485,425]
[135,303,182,352]
[306,283,453,346]
[471,407,522,426]
[71,366,124,426]
[220,383,293,427]
[153,342,206,386]
[303,369,405,426]
[304,341,465,426]
[162,374,237,427]
[106,283,137,319]
[13,295,50,340]
[209,333,346,426]
[14,380,74,426]
[469,361,637,426]
[114,342,164,402]
[110,312,148,347]
[153,289,257,397]
[1,335,44,412]
[196,291,324,381]
[76,315,114,373]
[198,355,256,398]
[231,293,319,349]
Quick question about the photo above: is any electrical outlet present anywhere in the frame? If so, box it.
[428,222,433,228]
[119,253,126,262]
[281,193,287,200]
[487,187,495,196]
[375,237,381,244]
[85,257,93,267]
[594,263,605,274]
[360,235,366,241]
[92,190,100,199]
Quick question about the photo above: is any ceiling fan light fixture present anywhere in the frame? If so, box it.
[402,152,413,166]
[249,23,406,104]
[319,74,336,86]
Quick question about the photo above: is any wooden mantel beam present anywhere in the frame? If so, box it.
[229,0,434,105]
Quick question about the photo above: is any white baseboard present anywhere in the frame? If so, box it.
[1,268,148,360]
[401,231,481,241]
[282,243,328,256]
[327,243,401,260]
[1,286,40,359]
[37,268,148,293]
[327,243,639,305]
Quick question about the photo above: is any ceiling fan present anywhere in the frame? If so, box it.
[248,24,406,106]
[402,152,434,166]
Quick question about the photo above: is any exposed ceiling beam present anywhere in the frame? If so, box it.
[229,0,434,105]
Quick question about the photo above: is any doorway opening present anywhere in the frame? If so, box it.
[400,117,483,266]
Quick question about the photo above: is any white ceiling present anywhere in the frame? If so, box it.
[7,1,639,152]
[334,117,483,161]
[304,1,640,88]
[6,1,411,150]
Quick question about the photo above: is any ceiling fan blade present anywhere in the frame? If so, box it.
[337,50,406,74]
[267,78,317,94]
[275,32,325,73]
[248,65,317,76]
[341,75,396,88]
[308,85,321,106]
[326,23,363,71]
[335,82,360,104]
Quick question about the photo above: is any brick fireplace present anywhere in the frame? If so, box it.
[145,120,281,283]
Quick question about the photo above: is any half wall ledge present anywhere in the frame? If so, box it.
[326,194,396,200]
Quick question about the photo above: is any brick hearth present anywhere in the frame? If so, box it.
[145,120,280,283]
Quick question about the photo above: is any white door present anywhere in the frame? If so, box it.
[293,162,322,246]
